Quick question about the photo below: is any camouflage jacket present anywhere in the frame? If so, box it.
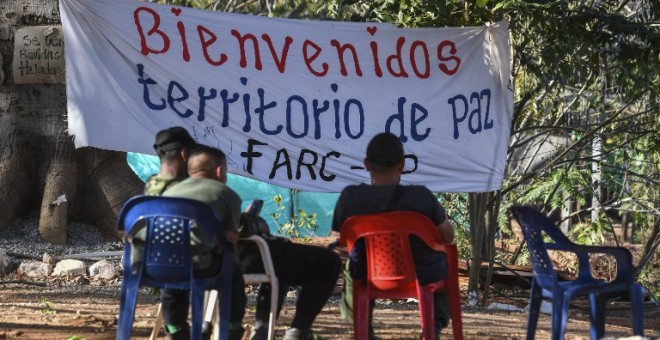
[143,174,183,196]
[129,174,184,270]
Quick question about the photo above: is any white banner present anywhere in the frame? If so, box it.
[60,0,513,193]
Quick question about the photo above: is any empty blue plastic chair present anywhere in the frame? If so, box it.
[116,195,235,340]
[511,206,644,340]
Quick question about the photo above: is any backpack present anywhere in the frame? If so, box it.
[238,211,271,238]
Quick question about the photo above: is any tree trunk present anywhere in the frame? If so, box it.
[39,158,78,244]
[74,148,144,239]
[0,0,143,243]
[467,191,499,306]
[0,131,37,231]
[467,193,487,295]
[621,212,629,242]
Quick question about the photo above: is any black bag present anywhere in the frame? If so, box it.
[238,199,270,238]
[238,211,271,238]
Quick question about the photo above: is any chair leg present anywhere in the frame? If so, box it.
[447,276,463,340]
[526,283,542,340]
[266,280,279,340]
[192,284,208,340]
[417,285,435,340]
[588,293,607,340]
[551,292,570,340]
[117,282,140,340]
[353,281,370,340]
[150,303,164,340]
[204,290,220,340]
[630,284,645,337]
[218,272,234,340]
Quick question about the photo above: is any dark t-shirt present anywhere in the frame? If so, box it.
[332,184,447,232]
[332,184,449,281]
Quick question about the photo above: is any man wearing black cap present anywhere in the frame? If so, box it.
[140,127,247,340]
[144,126,199,195]
[331,132,455,340]
[132,126,199,273]
[135,127,199,270]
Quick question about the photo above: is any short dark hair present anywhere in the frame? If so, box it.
[366,132,404,167]
[153,126,197,157]
[188,144,227,172]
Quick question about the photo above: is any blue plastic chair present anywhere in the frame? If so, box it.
[511,206,644,340]
[116,195,235,340]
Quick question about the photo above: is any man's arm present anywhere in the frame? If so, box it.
[224,230,239,261]
[224,230,239,245]
[437,219,455,244]
[222,190,242,246]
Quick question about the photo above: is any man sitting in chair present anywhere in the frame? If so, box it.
[143,127,247,340]
[331,132,455,340]
[162,142,342,340]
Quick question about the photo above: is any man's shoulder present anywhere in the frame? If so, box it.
[143,174,183,195]
[340,183,368,193]
[401,184,434,195]
[399,185,438,205]
[166,177,239,199]
[342,183,432,194]
[163,177,203,193]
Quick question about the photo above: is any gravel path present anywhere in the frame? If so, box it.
[0,211,122,262]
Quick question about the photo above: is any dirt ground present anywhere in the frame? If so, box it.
[1,238,658,340]
[0,277,658,340]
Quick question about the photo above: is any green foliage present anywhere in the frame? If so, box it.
[513,243,530,267]
[322,0,495,26]
[270,193,319,239]
[452,224,471,260]
[637,263,660,302]
[570,221,606,246]
[513,167,592,210]
[66,336,86,340]
[437,193,471,258]
[150,0,331,18]
[39,297,56,315]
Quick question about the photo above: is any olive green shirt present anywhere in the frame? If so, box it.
[163,177,241,234]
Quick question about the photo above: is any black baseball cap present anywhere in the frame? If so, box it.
[153,126,197,154]
[366,132,404,166]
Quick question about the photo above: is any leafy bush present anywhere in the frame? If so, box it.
[270,194,319,239]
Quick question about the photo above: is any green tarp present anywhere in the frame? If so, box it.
[127,153,338,236]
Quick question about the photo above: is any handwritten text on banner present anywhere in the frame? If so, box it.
[60,0,513,192]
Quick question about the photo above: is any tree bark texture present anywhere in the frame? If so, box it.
[467,192,498,298]
[0,0,143,243]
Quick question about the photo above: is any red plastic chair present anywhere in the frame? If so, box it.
[339,211,463,340]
